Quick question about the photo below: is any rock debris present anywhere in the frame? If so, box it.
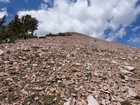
[0,32,140,105]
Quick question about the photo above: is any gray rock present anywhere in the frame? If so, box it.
[64,98,76,105]
[63,80,73,87]
[111,60,118,64]
[120,69,132,74]
[124,65,135,71]
[32,64,38,67]
[87,95,99,105]
[128,88,137,97]
[0,49,4,55]
[22,47,30,51]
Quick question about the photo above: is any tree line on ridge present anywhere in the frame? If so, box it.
[0,14,38,43]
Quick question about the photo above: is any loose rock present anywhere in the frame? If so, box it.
[87,95,99,105]
[0,49,4,55]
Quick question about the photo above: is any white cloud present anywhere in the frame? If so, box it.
[128,38,140,43]
[18,0,140,40]
[106,27,126,41]
[0,8,8,18]
[128,36,140,47]
[132,26,140,32]
[0,0,9,3]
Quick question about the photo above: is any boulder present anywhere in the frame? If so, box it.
[128,88,137,97]
[64,98,75,105]
[124,66,135,71]
[0,49,4,55]
[87,95,99,105]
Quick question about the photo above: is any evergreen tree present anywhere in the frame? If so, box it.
[4,15,22,41]
[20,14,38,38]
[13,15,22,37]
[0,14,39,43]
[29,17,38,35]
[0,15,6,42]
[0,15,6,28]
[0,26,6,43]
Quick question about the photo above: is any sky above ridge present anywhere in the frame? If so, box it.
[0,0,140,48]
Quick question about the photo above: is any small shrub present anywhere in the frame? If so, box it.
[46,32,71,37]
[120,100,132,105]
[119,73,125,79]
[22,94,63,105]
[26,34,38,39]
[38,36,46,38]
[46,33,55,37]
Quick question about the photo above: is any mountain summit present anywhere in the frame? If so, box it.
[0,32,140,105]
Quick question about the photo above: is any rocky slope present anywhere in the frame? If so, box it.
[0,32,140,105]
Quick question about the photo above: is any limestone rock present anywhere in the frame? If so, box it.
[87,95,99,105]
[22,47,30,51]
[32,63,38,67]
[128,88,137,97]
[64,98,76,105]
[111,60,118,64]
[0,49,4,55]
[120,69,132,74]
[124,65,135,71]
[93,71,100,77]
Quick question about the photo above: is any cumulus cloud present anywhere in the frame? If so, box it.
[0,0,9,3]
[128,37,140,43]
[128,36,140,48]
[18,0,140,40]
[132,26,140,32]
[0,8,8,18]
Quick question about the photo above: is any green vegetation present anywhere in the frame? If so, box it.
[0,14,72,43]
[119,73,125,79]
[22,94,63,105]
[0,14,38,43]
[46,32,71,37]
[120,100,132,105]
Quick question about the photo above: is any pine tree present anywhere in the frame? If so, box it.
[0,14,39,43]
[20,14,38,38]
[5,15,22,41]
[13,15,22,37]
[0,15,6,28]
[29,17,38,35]
[0,15,6,42]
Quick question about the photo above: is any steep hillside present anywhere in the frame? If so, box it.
[0,32,140,105]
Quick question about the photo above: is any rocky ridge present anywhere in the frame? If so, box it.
[0,32,140,105]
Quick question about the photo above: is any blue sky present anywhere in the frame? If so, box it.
[0,0,140,48]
